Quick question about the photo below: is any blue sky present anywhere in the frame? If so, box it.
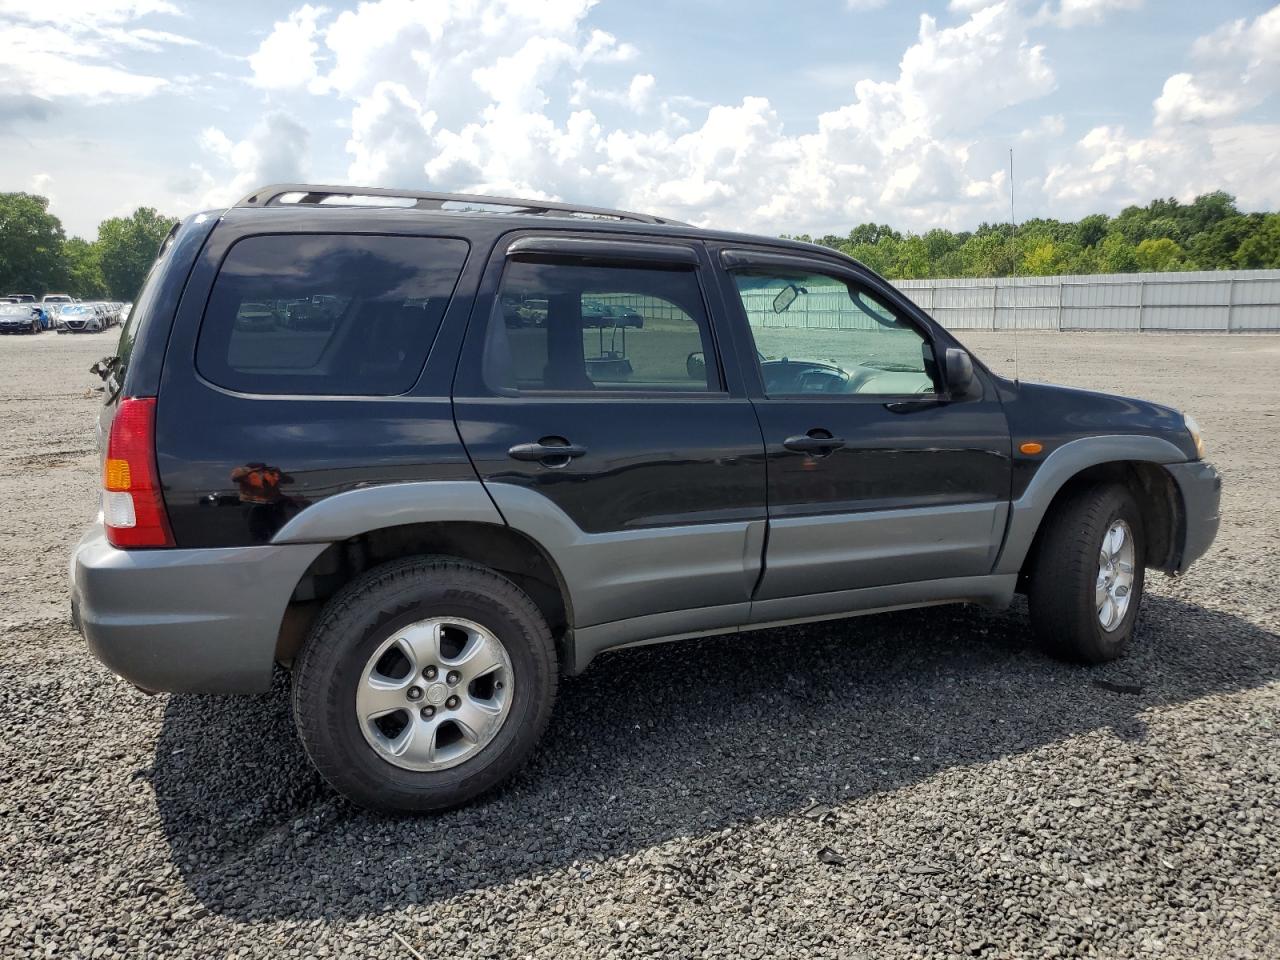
[2,0,1277,239]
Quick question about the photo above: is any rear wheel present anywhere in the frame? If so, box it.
[1028,483,1146,663]
[292,556,558,812]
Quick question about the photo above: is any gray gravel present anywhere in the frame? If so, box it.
[1,330,1277,959]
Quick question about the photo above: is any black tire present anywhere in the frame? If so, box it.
[1027,483,1146,664]
[292,556,558,812]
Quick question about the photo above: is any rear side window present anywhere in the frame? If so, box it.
[111,225,178,396]
[196,234,468,396]
[484,259,719,393]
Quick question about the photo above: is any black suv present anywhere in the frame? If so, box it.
[70,184,1220,812]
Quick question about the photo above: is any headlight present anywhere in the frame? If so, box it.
[1184,414,1206,460]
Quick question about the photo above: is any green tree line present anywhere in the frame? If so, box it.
[0,192,178,301]
[788,191,1280,280]
[4,189,1278,296]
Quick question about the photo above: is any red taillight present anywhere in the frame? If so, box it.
[103,397,174,548]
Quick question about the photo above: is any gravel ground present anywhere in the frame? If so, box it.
[1,330,1277,959]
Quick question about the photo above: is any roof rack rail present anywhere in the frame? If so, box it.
[235,183,689,226]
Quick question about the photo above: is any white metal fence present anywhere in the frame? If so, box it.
[892,269,1280,332]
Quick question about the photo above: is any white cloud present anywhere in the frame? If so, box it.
[627,73,655,111]
[1153,73,1242,125]
[217,0,1280,235]
[1019,113,1066,140]
[1041,4,1280,217]
[248,4,327,91]
[1047,0,1142,28]
[1153,5,1280,126]
[29,172,54,202]
[0,0,192,104]
[0,25,168,102]
[346,82,437,186]
[0,1,180,25]
[235,0,1057,233]
[568,72,655,111]
[197,112,311,208]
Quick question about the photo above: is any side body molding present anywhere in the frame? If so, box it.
[487,484,764,629]
[993,434,1188,575]
[271,480,503,543]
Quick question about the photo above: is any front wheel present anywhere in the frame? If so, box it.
[292,556,558,812]
[1028,483,1146,663]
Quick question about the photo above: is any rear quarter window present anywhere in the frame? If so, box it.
[196,234,469,396]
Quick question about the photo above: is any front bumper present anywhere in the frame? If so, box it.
[70,520,327,694]
[1164,460,1221,573]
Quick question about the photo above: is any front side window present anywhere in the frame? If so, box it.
[197,234,468,396]
[484,259,718,393]
[731,270,937,397]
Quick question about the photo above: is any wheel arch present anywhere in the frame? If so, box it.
[996,435,1189,581]
[269,482,575,669]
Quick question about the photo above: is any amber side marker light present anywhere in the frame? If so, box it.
[1019,441,1044,456]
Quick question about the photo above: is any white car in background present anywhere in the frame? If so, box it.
[56,303,106,333]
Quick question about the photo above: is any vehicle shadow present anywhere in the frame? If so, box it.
[151,593,1279,921]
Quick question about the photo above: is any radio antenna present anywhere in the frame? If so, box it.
[1009,147,1020,382]
[1009,148,1016,226]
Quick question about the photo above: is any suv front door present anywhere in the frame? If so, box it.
[453,234,766,632]
[714,248,1012,606]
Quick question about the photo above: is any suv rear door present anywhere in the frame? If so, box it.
[453,232,766,631]
[712,246,1012,605]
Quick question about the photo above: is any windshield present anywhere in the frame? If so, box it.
[0,304,31,315]
[62,305,91,315]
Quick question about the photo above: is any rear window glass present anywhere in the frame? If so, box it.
[196,234,469,396]
[113,226,177,393]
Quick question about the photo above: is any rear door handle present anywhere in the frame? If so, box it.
[783,431,846,455]
[507,439,588,466]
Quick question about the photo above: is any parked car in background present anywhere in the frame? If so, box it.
[234,301,278,331]
[5,293,36,303]
[86,302,119,329]
[56,303,106,333]
[581,298,644,328]
[284,296,340,330]
[40,294,75,328]
[0,302,42,334]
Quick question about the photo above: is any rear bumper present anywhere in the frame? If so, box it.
[1165,460,1221,573]
[70,520,326,694]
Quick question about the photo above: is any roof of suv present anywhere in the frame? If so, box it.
[228,183,859,267]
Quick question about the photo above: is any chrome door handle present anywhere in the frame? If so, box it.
[782,431,846,455]
[507,439,588,466]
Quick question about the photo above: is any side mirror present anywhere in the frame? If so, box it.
[944,348,982,402]
[686,350,707,382]
[772,283,806,314]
